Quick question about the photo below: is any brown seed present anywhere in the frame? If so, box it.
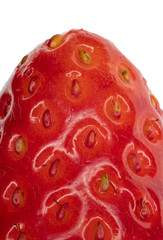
[21,55,28,65]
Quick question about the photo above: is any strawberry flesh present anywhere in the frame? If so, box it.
[0,29,163,239]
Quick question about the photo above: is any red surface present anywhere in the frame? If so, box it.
[0,29,163,239]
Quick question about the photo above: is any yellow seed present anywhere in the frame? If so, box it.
[150,95,159,110]
[120,68,130,83]
[100,173,109,192]
[15,136,26,155]
[49,34,63,48]
[79,50,91,64]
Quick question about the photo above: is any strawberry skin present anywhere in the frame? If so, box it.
[0,29,163,240]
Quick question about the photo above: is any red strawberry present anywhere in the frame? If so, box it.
[0,29,163,240]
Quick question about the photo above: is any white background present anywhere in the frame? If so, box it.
[0,0,163,107]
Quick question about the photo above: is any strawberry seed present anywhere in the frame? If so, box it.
[84,130,96,148]
[71,79,81,97]
[43,109,54,129]
[12,188,24,208]
[79,50,91,64]
[49,158,60,177]
[56,202,69,221]
[95,221,105,240]
[15,136,26,155]
[48,34,63,49]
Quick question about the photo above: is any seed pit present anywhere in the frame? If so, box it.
[43,109,54,129]
[84,130,96,148]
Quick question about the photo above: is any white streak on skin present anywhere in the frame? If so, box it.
[81,216,120,240]
[32,110,115,238]
[0,125,4,144]
[103,94,131,125]
[32,146,54,171]
[5,224,17,240]
[32,109,111,171]
[66,70,82,79]
[137,150,152,167]
[128,203,151,229]
[8,134,20,152]
[42,191,80,215]
[120,185,157,219]
[29,101,45,124]
[0,89,13,124]
[17,98,22,120]
[79,44,95,53]
[38,160,122,239]
[72,124,107,150]
[38,188,88,240]
[117,94,130,112]
[3,181,17,200]
[82,162,123,237]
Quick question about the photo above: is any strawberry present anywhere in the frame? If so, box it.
[0,29,163,240]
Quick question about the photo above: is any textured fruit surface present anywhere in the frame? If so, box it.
[0,29,163,240]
